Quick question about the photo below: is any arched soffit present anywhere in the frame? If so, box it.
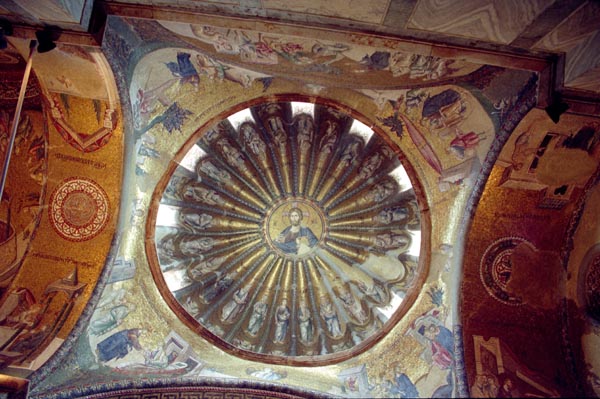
[13,39,121,153]
[462,110,600,312]
[0,45,47,290]
[145,94,430,366]
[153,20,482,90]
[459,108,600,397]
[0,40,124,372]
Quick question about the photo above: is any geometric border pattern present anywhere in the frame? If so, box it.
[84,386,308,399]
[29,379,336,399]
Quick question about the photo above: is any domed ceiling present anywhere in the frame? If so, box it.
[148,99,424,364]
[0,1,599,399]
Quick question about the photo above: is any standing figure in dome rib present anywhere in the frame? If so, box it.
[298,298,314,343]
[319,120,339,155]
[273,298,291,343]
[246,295,268,336]
[320,296,343,338]
[274,207,318,255]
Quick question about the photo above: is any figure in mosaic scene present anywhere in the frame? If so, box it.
[339,140,361,168]
[274,208,318,255]
[497,373,520,398]
[510,130,536,171]
[319,120,338,155]
[274,299,290,343]
[241,123,266,157]
[182,296,199,316]
[448,128,485,160]
[158,234,179,263]
[358,152,383,180]
[181,183,221,205]
[201,271,236,303]
[217,139,245,168]
[338,288,367,323]
[3,301,44,330]
[89,303,134,336]
[389,364,419,398]
[189,256,224,279]
[296,114,314,150]
[373,206,409,225]
[246,295,268,336]
[197,160,232,184]
[221,286,249,323]
[163,175,185,199]
[267,116,287,147]
[372,232,411,252]
[179,211,213,232]
[320,297,343,338]
[133,80,177,130]
[365,180,397,203]
[96,287,127,310]
[178,235,215,256]
[298,299,314,343]
[96,328,144,363]
[357,281,387,304]
[418,323,454,370]
[165,52,199,89]
[471,373,500,398]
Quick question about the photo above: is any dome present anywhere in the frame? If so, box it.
[147,97,425,365]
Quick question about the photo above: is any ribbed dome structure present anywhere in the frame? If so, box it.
[148,99,424,364]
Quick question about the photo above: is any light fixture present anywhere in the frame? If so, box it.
[545,94,569,124]
[0,19,13,50]
[0,39,37,202]
[35,28,57,53]
[0,24,58,202]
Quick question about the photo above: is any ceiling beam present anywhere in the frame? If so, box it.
[100,1,556,73]
[510,0,588,48]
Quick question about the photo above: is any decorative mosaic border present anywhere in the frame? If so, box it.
[30,377,336,399]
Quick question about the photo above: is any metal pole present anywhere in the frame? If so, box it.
[0,40,37,202]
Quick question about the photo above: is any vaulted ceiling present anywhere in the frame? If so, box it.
[0,1,599,399]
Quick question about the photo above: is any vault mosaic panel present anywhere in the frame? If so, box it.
[147,99,425,364]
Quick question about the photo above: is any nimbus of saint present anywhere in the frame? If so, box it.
[274,207,318,255]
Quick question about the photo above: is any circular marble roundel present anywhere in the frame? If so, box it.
[149,99,424,364]
[49,177,110,242]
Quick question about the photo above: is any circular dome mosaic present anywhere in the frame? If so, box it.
[149,99,425,364]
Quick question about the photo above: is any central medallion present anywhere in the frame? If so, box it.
[265,198,325,257]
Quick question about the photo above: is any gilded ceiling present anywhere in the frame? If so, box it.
[0,1,599,399]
